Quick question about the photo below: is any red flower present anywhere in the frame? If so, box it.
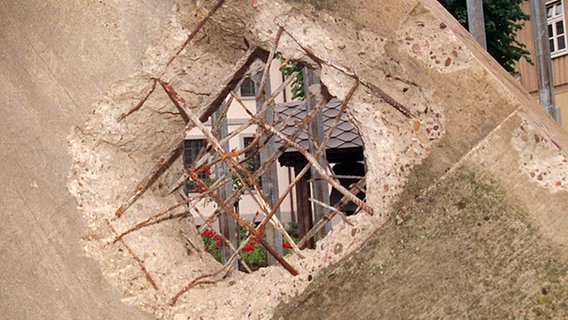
[242,244,255,252]
[215,236,221,245]
[282,241,292,249]
[193,187,199,193]
[201,229,216,238]
[205,247,209,252]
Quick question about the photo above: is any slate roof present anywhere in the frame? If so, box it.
[274,99,363,166]
[274,99,362,150]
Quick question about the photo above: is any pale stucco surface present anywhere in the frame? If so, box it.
[0,1,172,318]
[1,0,567,319]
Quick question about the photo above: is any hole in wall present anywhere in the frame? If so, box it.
[175,61,369,273]
[68,49,377,319]
[67,1,445,317]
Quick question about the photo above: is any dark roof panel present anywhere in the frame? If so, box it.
[274,99,363,153]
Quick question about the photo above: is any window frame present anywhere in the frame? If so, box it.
[547,0,568,58]
[183,138,209,194]
[239,77,257,98]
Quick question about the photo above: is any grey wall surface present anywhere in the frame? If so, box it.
[0,1,173,318]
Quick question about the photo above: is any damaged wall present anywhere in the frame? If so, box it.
[0,0,173,319]
[273,0,568,317]
[1,0,566,319]
[68,0,567,319]
[67,0,448,317]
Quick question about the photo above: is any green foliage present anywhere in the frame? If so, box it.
[237,226,268,267]
[199,225,297,271]
[278,56,306,100]
[236,226,295,268]
[286,221,299,238]
[438,0,531,72]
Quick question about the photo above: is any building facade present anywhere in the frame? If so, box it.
[516,0,568,129]
[183,60,297,227]
[182,61,365,240]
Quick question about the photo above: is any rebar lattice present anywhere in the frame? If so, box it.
[109,1,372,305]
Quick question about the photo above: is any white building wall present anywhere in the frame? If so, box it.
[186,60,296,227]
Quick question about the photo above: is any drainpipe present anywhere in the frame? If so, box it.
[530,0,560,121]
[466,0,487,49]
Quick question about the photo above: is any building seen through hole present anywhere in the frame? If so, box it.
[181,60,366,268]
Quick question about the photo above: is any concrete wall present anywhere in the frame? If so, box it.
[2,0,567,319]
[0,1,173,318]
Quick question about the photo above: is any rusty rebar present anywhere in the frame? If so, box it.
[162,81,300,250]
[278,23,414,118]
[113,182,227,242]
[297,179,366,248]
[251,115,374,215]
[116,79,157,122]
[114,46,257,218]
[257,27,284,103]
[186,169,299,276]
[165,0,226,70]
[106,219,158,290]
[157,79,191,122]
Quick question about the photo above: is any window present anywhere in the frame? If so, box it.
[183,139,208,193]
[240,77,256,97]
[547,0,567,56]
[243,136,262,188]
